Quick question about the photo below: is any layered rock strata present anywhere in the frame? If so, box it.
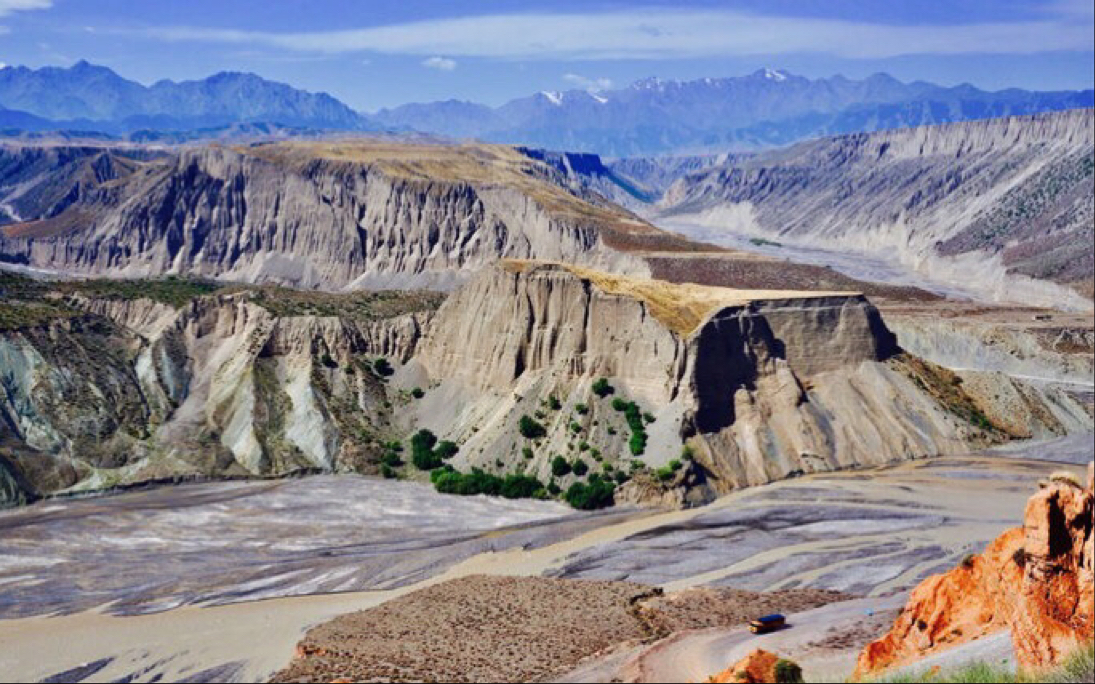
[855,462,1095,677]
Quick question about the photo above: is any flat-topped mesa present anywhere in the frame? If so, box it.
[419,260,893,398]
[412,261,973,493]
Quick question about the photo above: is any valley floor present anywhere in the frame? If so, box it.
[1,440,1090,683]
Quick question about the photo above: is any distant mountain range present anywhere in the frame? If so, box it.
[377,69,1095,155]
[0,60,375,133]
[1,62,1092,155]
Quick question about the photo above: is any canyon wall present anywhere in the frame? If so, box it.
[0,141,696,290]
[0,288,434,506]
[401,262,1091,499]
[660,109,1095,308]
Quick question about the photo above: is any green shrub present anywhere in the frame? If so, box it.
[519,415,547,439]
[564,479,615,510]
[435,441,459,460]
[574,403,589,415]
[578,441,590,452]
[411,387,425,399]
[681,445,695,461]
[380,464,398,479]
[569,421,583,434]
[774,660,803,684]
[592,378,614,397]
[548,395,562,410]
[611,397,629,411]
[522,447,534,460]
[373,358,394,377]
[551,456,572,478]
[629,431,647,456]
[380,451,403,468]
[411,429,442,470]
[572,459,589,476]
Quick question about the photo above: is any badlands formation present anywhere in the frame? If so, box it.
[659,109,1095,308]
[3,260,1089,506]
[1,117,1093,684]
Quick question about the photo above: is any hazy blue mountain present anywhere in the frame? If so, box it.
[379,69,1095,156]
[0,61,376,132]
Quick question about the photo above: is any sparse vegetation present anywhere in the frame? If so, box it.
[411,387,425,399]
[519,415,547,440]
[610,397,649,456]
[592,377,615,397]
[410,429,457,470]
[551,456,572,478]
[373,358,394,377]
[564,475,615,510]
[773,659,803,684]
[868,642,1094,682]
[431,467,546,500]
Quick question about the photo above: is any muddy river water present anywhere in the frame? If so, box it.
[0,436,1089,683]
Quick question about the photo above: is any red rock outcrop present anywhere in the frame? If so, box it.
[855,462,1094,678]
[709,649,784,683]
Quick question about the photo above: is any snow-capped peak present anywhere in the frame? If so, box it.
[763,68,787,82]
[590,93,608,104]
[539,90,564,105]
[632,76,665,91]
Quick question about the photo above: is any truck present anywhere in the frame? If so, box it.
[749,613,786,634]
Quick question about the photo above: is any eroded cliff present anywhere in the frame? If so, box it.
[399,262,1091,501]
[0,140,705,290]
[0,274,440,505]
[660,109,1095,307]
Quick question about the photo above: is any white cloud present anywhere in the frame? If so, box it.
[422,56,456,71]
[0,1,51,18]
[563,73,613,92]
[121,8,1094,61]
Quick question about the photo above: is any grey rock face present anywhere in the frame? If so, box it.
[0,141,666,289]
[405,262,1090,500]
[0,289,437,505]
[660,109,1095,307]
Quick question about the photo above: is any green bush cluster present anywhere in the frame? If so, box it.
[431,467,547,500]
[411,429,458,470]
[611,399,649,455]
[519,415,547,439]
[592,378,615,397]
[773,659,803,684]
[564,475,615,510]
[551,455,572,477]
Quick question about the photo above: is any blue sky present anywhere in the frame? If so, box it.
[2,0,1093,110]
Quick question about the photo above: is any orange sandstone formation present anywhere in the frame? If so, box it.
[709,649,783,683]
[855,462,1094,678]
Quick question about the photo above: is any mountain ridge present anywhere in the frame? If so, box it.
[3,62,1092,155]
